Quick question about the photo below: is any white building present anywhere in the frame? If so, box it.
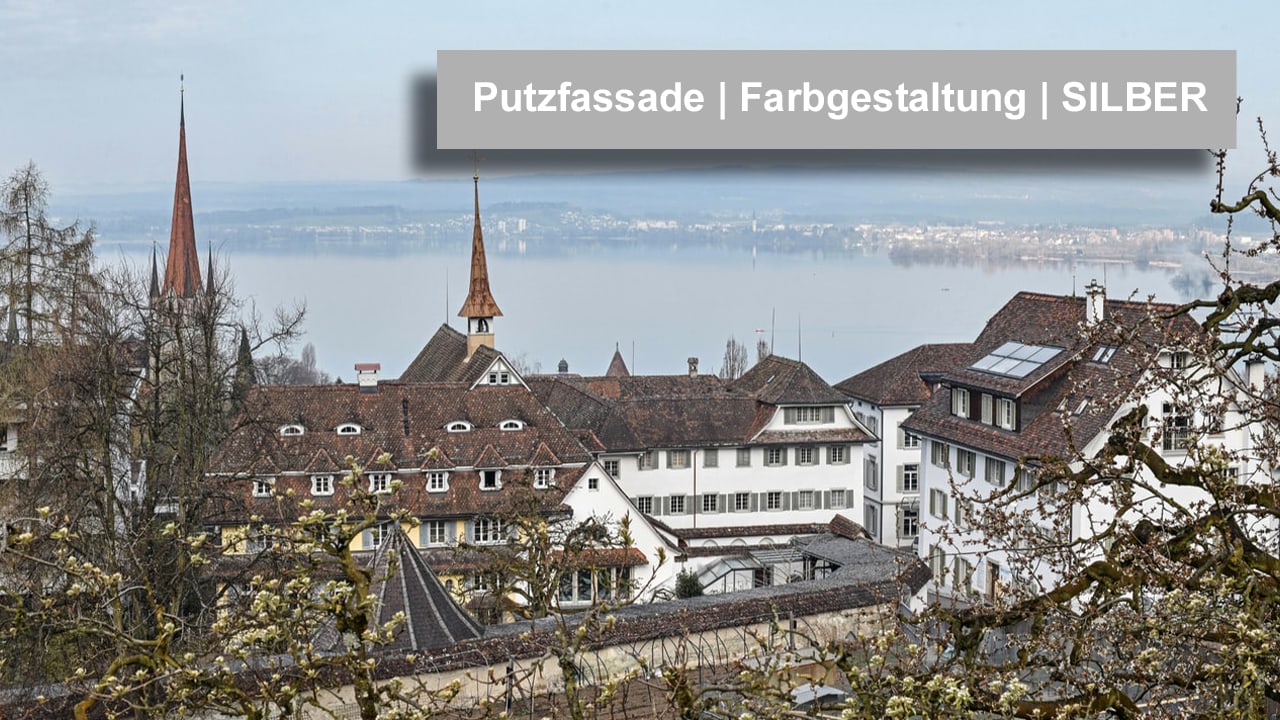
[900,282,1262,606]
[836,343,971,552]
[529,353,875,541]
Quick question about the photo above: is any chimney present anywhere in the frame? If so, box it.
[688,356,699,377]
[1246,355,1268,391]
[1085,279,1105,326]
[355,362,381,392]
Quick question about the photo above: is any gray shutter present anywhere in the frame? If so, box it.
[897,427,905,449]
[662,496,670,515]
[822,406,835,423]
[783,492,792,511]
[784,407,797,423]
[719,494,729,514]
[822,490,831,509]
[896,465,905,493]
[686,495,695,514]
[361,528,372,550]
[446,520,457,544]
[845,489,854,508]
[750,493,759,512]
[418,521,427,547]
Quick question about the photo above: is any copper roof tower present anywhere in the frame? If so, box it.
[163,77,201,299]
[457,174,501,358]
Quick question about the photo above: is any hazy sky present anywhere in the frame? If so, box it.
[0,0,1271,188]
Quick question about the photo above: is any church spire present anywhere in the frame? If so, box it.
[162,75,201,299]
[456,172,501,358]
[149,242,160,301]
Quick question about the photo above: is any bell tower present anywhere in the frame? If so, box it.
[456,173,502,359]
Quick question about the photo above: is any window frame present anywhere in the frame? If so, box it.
[765,447,787,467]
[368,472,393,494]
[426,471,449,493]
[311,474,334,496]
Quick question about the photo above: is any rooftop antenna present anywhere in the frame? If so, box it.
[797,313,803,362]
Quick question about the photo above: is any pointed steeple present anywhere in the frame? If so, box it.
[205,241,215,295]
[606,343,630,377]
[163,76,201,299]
[457,173,501,358]
[149,243,160,301]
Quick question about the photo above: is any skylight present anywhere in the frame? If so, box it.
[970,342,1064,379]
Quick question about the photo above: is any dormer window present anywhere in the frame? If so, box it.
[447,421,473,433]
[784,406,833,425]
[426,471,449,493]
[479,469,502,490]
[252,477,274,498]
[533,468,555,488]
[499,419,525,431]
[368,472,393,494]
[311,475,334,496]
[279,424,305,437]
[951,388,971,417]
[336,423,362,436]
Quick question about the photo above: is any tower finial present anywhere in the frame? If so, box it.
[180,74,185,127]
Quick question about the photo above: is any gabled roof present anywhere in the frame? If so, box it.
[730,355,849,405]
[902,291,1202,462]
[400,324,467,382]
[163,89,201,299]
[836,343,972,407]
[457,176,502,319]
[318,525,483,654]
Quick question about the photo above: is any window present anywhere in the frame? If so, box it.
[797,490,815,510]
[736,448,751,467]
[865,460,879,491]
[900,463,920,493]
[423,520,447,546]
[336,423,362,435]
[636,496,653,514]
[864,414,879,436]
[558,568,631,604]
[701,494,718,513]
[766,491,783,511]
[603,459,620,478]
[499,419,524,431]
[367,523,390,550]
[931,441,950,468]
[929,488,949,519]
[311,475,334,496]
[446,421,472,433]
[981,393,993,424]
[765,447,787,466]
[1092,345,1118,363]
[368,472,393,494]
[703,449,719,468]
[830,489,847,509]
[534,468,555,489]
[928,544,947,578]
[479,470,501,490]
[245,529,273,554]
[828,445,848,464]
[587,476,599,490]
[951,387,970,417]
[985,459,1007,487]
[1016,467,1035,493]
[669,495,686,514]
[252,477,273,498]
[734,492,751,512]
[796,447,817,465]
[668,449,690,469]
[786,406,832,424]
[279,424,304,437]
[954,557,974,592]
[902,431,921,449]
[995,398,1017,430]
[1162,402,1193,451]
[900,507,920,538]
[954,498,972,530]
[1169,351,1190,370]
[864,502,880,538]
[639,450,658,471]
[956,449,976,478]
[472,517,506,544]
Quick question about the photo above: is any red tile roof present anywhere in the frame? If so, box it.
[163,93,201,298]
[836,343,973,406]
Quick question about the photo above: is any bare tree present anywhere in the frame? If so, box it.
[719,335,749,380]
